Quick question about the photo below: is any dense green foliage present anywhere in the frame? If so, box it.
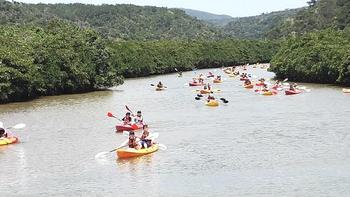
[268,0,350,38]
[223,9,301,39]
[0,20,122,103]
[108,39,278,78]
[270,28,350,85]
[269,0,350,86]
[0,1,222,40]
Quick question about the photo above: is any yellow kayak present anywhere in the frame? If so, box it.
[0,137,19,146]
[117,144,159,159]
[206,100,219,107]
[261,91,273,96]
[343,88,350,93]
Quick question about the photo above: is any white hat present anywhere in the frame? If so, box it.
[0,122,4,129]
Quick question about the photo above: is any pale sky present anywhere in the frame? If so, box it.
[17,0,308,17]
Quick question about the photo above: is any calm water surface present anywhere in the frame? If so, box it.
[1,67,350,196]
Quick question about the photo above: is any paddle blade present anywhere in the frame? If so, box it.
[125,105,132,113]
[12,123,26,129]
[107,112,114,118]
[95,151,110,159]
[195,97,201,100]
[158,144,167,151]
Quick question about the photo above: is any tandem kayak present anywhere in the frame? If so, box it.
[213,79,222,84]
[117,144,159,159]
[115,124,142,132]
[244,84,254,89]
[0,137,19,146]
[343,88,350,93]
[285,89,302,95]
[189,82,203,87]
[206,100,219,107]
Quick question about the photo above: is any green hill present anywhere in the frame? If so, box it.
[180,8,233,26]
[223,8,301,39]
[0,1,222,40]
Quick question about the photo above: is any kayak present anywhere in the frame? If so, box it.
[285,89,302,95]
[240,78,248,81]
[206,100,219,107]
[255,83,265,87]
[261,91,273,96]
[244,84,254,89]
[117,144,159,159]
[0,137,19,146]
[228,73,237,78]
[115,124,142,132]
[343,88,350,93]
[189,82,203,87]
[156,87,166,91]
[200,89,212,94]
[213,79,222,83]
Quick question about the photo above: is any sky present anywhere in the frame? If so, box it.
[17,0,308,17]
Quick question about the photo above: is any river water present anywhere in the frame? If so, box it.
[1,67,350,196]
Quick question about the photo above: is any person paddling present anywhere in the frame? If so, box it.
[128,131,140,149]
[157,81,164,88]
[140,125,153,149]
[244,79,252,85]
[207,93,215,102]
[0,122,8,139]
[122,112,132,125]
[134,111,144,125]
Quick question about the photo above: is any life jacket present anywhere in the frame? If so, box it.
[128,136,137,148]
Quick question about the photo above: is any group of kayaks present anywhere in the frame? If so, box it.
[189,73,225,107]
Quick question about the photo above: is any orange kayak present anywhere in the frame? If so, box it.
[117,144,159,159]
[0,137,19,146]
[244,84,254,89]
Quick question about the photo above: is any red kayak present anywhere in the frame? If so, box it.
[285,89,302,95]
[115,124,142,132]
[189,82,203,86]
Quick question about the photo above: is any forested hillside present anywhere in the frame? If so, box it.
[268,0,350,38]
[223,8,301,39]
[269,0,350,85]
[181,8,233,26]
[0,1,222,40]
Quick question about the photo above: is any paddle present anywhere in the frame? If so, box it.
[107,112,123,121]
[151,84,167,88]
[94,139,129,159]
[125,105,134,115]
[5,123,26,130]
[220,98,229,103]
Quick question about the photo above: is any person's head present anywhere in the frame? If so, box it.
[129,131,135,137]
[0,128,5,136]
[126,112,131,117]
[137,111,142,117]
[143,124,149,131]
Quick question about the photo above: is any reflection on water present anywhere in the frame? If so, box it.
[1,67,350,196]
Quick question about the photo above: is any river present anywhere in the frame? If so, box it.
[1,67,350,196]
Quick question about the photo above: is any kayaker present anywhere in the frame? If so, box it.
[128,131,140,149]
[262,84,269,92]
[0,122,8,139]
[289,84,295,91]
[207,83,212,91]
[244,79,252,85]
[207,94,215,101]
[134,111,144,124]
[157,81,163,88]
[122,112,132,125]
[140,125,153,149]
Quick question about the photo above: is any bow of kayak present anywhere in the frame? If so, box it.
[117,144,159,159]
[0,136,19,146]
